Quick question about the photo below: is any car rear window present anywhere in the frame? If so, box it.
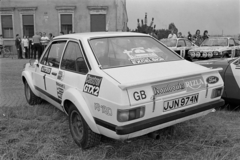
[89,36,181,69]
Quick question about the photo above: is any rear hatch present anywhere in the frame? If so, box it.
[103,60,223,107]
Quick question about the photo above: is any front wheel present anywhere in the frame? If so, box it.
[24,81,42,105]
[69,104,101,149]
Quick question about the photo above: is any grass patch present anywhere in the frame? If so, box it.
[1,104,240,160]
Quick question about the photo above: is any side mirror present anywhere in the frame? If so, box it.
[29,59,39,67]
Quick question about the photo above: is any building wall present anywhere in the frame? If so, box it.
[0,0,128,54]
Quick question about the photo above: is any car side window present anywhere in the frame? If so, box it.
[41,41,66,68]
[61,41,88,74]
[185,40,192,47]
[229,39,235,47]
[178,39,185,47]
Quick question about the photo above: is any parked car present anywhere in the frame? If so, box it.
[22,32,224,149]
[195,57,240,104]
[160,38,197,61]
[189,37,240,60]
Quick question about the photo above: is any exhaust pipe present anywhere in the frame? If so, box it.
[148,131,160,140]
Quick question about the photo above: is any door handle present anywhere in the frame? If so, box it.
[52,72,57,76]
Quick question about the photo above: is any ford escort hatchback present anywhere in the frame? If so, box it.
[22,32,224,149]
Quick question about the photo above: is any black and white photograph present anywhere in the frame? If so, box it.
[0,0,239,159]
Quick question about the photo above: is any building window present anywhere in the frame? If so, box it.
[1,15,13,38]
[90,14,106,32]
[22,15,34,38]
[61,14,72,34]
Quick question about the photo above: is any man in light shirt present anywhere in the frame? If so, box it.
[32,32,41,59]
[168,29,177,39]
[41,32,50,50]
[22,36,29,58]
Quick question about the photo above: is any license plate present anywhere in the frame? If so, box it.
[163,94,199,112]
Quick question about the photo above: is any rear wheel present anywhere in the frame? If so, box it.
[69,104,101,149]
[24,82,42,105]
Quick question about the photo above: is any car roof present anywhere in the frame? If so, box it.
[208,37,231,39]
[160,38,189,41]
[53,32,150,40]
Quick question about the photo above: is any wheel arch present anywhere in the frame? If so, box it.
[22,71,39,96]
[62,88,100,134]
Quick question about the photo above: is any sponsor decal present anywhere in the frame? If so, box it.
[152,76,205,97]
[41,66,51,74]
[57,71,65,80]
[123,47,164,64]
[133,90,147,101]
[131,57,164,64]
[152,80,185,97]
[185,76,205,91]
[94,103,112,116]
[83,74,102,96]
[206,76,219,84]
[56,82,65,99]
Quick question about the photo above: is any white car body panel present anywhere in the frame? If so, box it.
[21,32,225,141]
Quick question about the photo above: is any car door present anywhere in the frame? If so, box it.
[33,45,51,97]
[233,39,240,57]
[177,39,186,57]
[228,38,236,57]
[57,40,89,107]
[224,58,240,102]
[39,40,67,108]
[184,39,194,61]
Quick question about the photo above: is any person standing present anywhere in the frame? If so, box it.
[0,35,3,55]
[187,31,192,41]
[168,29,177,39]
[22,36,29,58]
[32,32,41,59]
[193,30,202,46]
[202,30,209,41]
[28,37,33,59]
[15,34,23,59]
[177,32,184,38]
[41,32,50,51]
[49,33,54,41]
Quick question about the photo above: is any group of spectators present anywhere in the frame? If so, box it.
[168,29,209,46]
[15,32,54,59]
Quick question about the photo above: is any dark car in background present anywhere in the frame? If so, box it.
[196,57,240,104]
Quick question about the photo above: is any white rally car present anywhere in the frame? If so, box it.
[160,38,198,61]
[22,32,224,149]
[189,37,240,60]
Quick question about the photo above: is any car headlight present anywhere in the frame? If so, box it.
[195,52,201,58]
[117,106,145,122]
[213,51,219,56]
[190,51,195,57]
[202,52,207,58]
[208,52,213,58]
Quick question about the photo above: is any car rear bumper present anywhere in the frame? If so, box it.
[94,99,224,136]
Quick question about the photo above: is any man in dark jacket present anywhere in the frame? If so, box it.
[15,34,23,59]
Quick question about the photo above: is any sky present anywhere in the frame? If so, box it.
[126,0,240,36]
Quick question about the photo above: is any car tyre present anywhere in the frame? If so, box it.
[69,104,101,149]
[24,81,42,105]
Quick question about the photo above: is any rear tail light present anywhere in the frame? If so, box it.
[211,87,224,99]
[117,106,145,122]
